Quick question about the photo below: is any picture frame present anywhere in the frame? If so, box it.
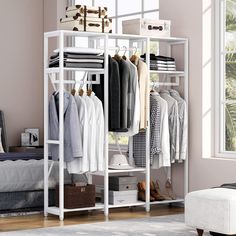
[24,128,39,146]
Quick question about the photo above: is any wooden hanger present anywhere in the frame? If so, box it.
[130,46,139,63]
[79,88,84,96]
[71,88,76,96]
[87,88,93,96]
[113,46,122,61]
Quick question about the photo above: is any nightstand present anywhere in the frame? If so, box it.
[9,145,44,153]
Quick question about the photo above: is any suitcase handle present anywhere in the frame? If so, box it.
[148,25,163,31]
[88,23,100,27]
[87,10,99,14]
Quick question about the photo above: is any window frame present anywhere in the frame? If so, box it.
[215,0,236,158]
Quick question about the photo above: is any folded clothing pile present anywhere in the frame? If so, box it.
[49,47,104,68]
[141,54,176,71]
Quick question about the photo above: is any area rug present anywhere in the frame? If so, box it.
[0,214,210,236]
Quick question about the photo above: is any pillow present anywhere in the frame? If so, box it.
[0,128,5,153]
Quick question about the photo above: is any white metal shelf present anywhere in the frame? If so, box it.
[109,201,145,209]
[108,168,146,174]
[46,67,105,74]
[150,198,184,205]
[44,30,188,220]
[47,203,104,214]
[149,70,185,75]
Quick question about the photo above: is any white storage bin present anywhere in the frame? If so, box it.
[122,18,171,37]
[109,190,138,205]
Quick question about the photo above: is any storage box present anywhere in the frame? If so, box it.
[122,18,171,37]
[101,189,138,205]
[66,5,108,18]
[55,184,95,209]
[108,190,138,205]
[109,176,137,191]
[60,16,112,33]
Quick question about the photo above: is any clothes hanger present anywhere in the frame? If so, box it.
[71,81,76,96]
[78,72,87,96]
[122,46,127,60]
[86,73,93,96]
[130,46,139,62]
[113,45,122,61]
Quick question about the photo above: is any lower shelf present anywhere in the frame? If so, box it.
[109,201,146,209]
[150,198,184,205]
[47,203,104,215]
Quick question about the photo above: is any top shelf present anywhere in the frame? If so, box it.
[44,30,187,43]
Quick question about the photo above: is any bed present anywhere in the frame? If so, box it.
[0,110,73,211]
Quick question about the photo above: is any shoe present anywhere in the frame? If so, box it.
[150,181,165,201]
[138,182,155,202]
[155,180,172,200]
[165,179,176,200]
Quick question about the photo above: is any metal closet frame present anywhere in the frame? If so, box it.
[44,30,188,221]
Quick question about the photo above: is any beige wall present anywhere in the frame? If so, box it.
[0,0,66,147]
[0,0,44,146]
[160,0,236,192]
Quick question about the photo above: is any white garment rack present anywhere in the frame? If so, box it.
[44,30,188,221]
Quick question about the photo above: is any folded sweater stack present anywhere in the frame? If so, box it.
[49,47,104,68]
[141,54,176,71]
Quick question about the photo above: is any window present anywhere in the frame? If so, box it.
[69,0,159,145]
[216,0,236,155]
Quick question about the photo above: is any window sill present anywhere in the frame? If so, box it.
[203,154,236,161]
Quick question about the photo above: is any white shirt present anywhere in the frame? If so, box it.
[151,92,171,169]
[83,95,97,172]
[90,93,104,171]
[66,95,89,174]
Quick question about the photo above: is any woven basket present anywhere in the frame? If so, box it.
[55,184,95,209]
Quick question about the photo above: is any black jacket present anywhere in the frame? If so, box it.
[93,55,121,131]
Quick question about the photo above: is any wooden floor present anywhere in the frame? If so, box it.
[0,205,184,232]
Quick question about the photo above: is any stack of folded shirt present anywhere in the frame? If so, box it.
[49,47,104,68]
[141,54,176,71]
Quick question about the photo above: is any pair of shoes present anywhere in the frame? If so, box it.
[137,181,155,202]
[154,181,172,201]
[150,181,165,201]
[165,179,176,200]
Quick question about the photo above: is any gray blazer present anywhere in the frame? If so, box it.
[49,92,83,162]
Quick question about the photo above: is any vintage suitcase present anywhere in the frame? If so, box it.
[55,184,95,209]
[66,5,108,18]
[122,18,171,37]
[60,16,112,33]
[109,176,137,191]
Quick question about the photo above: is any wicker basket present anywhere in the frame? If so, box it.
[55,184,95,209]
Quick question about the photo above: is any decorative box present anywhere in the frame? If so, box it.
[55,184,95,209]
[122,18,171,37]
[66,5,108,18]
[60,16,112,33]
[109,176,137,191]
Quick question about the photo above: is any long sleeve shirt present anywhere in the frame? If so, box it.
[169,89,188,161]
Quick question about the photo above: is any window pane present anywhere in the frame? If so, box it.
[118,14,141,34]
[118,0,141,15]
[144,0,159,11]
[94,0,115,17]
[225,0,236,50]
[144,11,159,19]
[225,53,236,100]
[225,103,236,151]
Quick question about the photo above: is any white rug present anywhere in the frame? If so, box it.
[0,214,210,236]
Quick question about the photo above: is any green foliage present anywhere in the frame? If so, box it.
[225,0,236,151]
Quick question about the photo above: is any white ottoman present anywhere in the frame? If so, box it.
[185,188,236,235]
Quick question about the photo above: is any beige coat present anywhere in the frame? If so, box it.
[132,58,150,130]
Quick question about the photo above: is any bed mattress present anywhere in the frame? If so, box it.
[0,160,72,192]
